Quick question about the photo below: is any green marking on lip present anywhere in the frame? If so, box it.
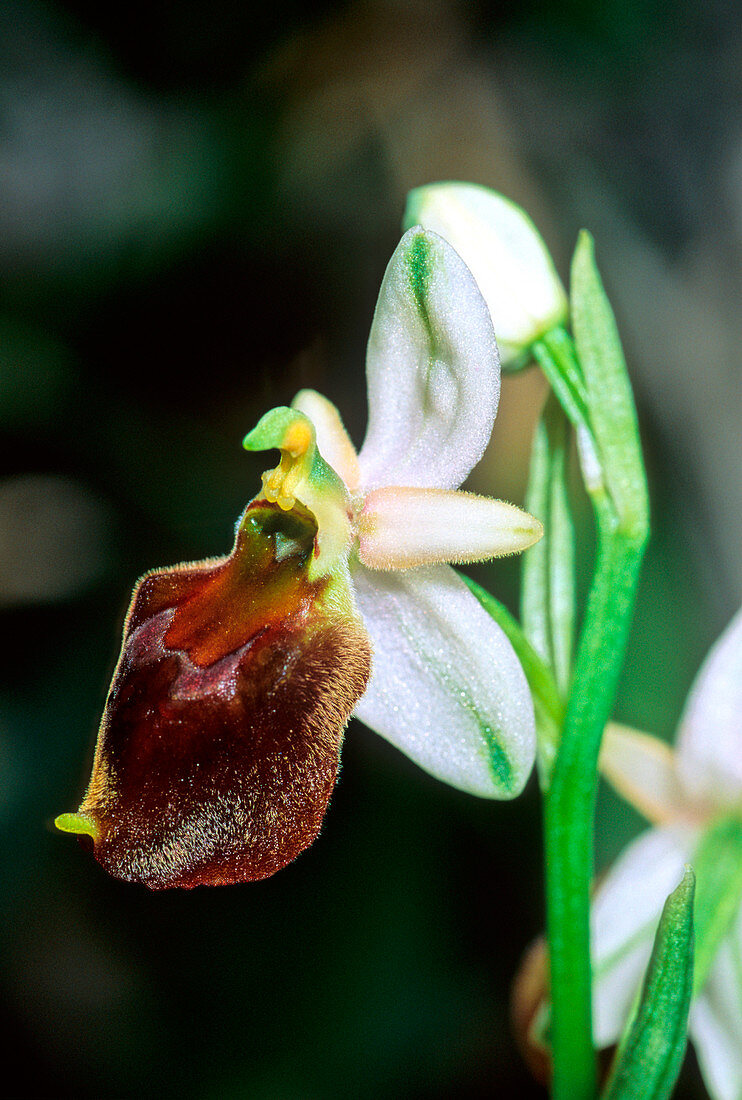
[55,811,99,840]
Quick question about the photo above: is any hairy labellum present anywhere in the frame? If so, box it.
[60,502,371,889]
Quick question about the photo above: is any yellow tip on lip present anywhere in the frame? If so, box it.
[54,811,99,840]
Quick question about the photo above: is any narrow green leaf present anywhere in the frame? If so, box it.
[542,245,649,1098]
[602,868,695,1100]
[461,573,564,786]
[522,411,551,664]
[533,326,590,428]
[691,816,742,993]
[533,325,609,510]
[522,395,576,699]
[570,232,649,539]
[546,407,575,695]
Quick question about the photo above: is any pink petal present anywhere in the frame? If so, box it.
[356,486,542,570]
[600,723,707,827]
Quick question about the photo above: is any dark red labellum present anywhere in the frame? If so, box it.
[75,502,371,889]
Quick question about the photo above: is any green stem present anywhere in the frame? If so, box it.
[535,326,649,1099]
[545,509,645,1099]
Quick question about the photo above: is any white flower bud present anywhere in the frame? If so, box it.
[405,182,568,368]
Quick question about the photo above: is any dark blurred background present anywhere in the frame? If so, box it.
[2,0,740,1095]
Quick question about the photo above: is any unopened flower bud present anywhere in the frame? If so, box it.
[404,182,567,369]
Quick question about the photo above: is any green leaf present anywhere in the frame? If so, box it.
[533,326,609,510]
[540,242,650,1100]
[522,394,576,700]
[547,433,575,697]
[522,413,550,664]
[602,867,695,1100]
[691,816,742,993]
[570,232,649,540]
[461,574,564,785]
[533,326,589,425]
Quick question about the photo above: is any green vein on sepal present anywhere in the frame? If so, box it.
[484,733,514,790]
[440,664,514,793]
[405,231,439,359]
[461,573,564,786]
[602,867,695,1100]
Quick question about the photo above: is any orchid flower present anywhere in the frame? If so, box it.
[592,606,742,1100]
[56,226,541,889]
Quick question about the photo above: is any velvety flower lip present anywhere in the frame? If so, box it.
[58,499,371,889]
[592,606,742,1100]
[58,224,543,887]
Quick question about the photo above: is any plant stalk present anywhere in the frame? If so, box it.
[535,327,648,1099]
[545,503,646,1099]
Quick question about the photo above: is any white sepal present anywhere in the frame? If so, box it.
[691,909,742,1100]
[350,561,536,798]
[591,826,691,1046]
[405,182,567,366]
[356,486,542,570]
[358,227,500,491]
[676,606,742,811]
